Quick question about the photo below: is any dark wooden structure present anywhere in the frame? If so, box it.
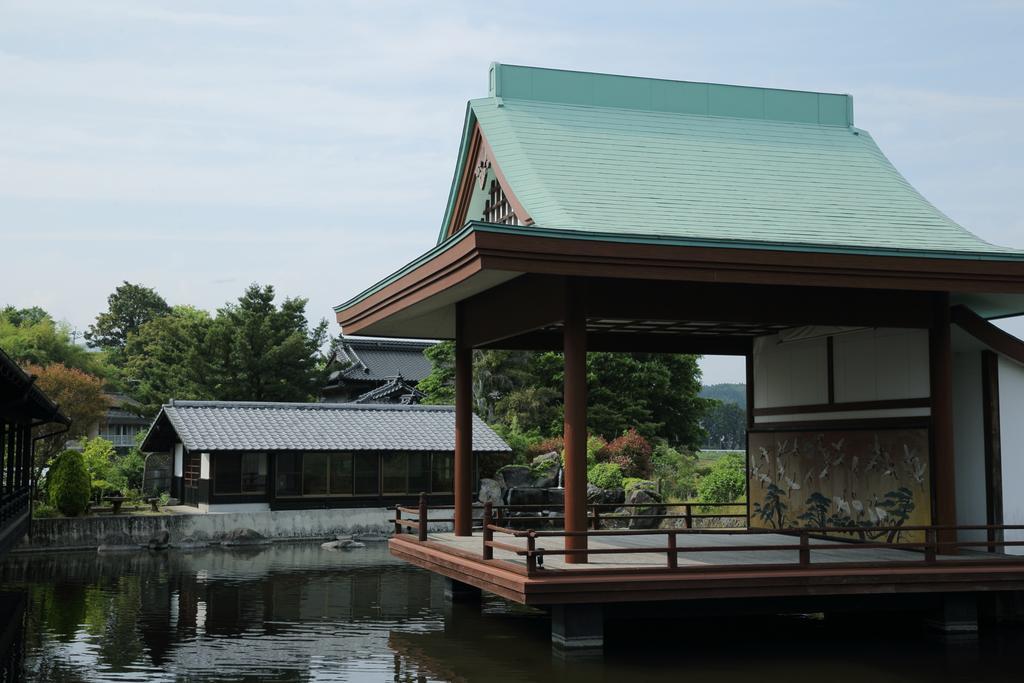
[0,348,68,554]
[335,64,1024,647]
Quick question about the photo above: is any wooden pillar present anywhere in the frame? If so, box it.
[454,303,474,537]
[981,350,1004,552]
[929,293,957,550]
[563,280,588,564]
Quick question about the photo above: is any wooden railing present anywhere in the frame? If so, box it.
[391,495,1024,578]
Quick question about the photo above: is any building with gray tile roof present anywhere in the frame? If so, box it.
[321,337,435,403]
[142,399,509,513]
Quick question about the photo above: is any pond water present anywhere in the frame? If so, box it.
[1,543,1022,682]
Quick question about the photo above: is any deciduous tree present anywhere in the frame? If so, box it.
[85,282,170,361]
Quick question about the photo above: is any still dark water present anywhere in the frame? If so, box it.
[1,543,1022,682]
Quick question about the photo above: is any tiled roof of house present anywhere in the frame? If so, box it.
[332,337,435,384]
[438,63,1022,258]
[352,376,425,404]
[142,400,509,453]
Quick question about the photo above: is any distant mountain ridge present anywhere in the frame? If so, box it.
[700,383,746,409]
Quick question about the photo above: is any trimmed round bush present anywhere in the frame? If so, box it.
[49,449,91,517]
[588,462,624,490]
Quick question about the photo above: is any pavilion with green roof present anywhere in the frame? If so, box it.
[335,64,1024,642]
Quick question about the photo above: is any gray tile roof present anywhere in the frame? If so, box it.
[146,400,509,453]
[334,337,434,383]
[353,376,425,404]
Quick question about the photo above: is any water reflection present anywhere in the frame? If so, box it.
[2,544,1022,682]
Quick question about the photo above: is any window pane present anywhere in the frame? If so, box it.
[241,453,267,493]
[330,453,353,495]
[276,453,301,496]
[381,453,407,494]
[353,454,379,495]
[408,454,429,494]
[431,453,453,493]
[303,453,329,496]
[214,454,241,494]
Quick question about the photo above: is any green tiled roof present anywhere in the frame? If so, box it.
[440,64,1021,258]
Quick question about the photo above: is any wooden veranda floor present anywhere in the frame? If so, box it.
[390,530,1024,606]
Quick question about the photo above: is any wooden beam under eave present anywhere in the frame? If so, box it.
[460,274,565,348]
[480,330,751,355]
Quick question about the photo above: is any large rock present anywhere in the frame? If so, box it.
[220,528,269,546]
[147,529,170,551]
[496,465,534,490]
[530,452,561,489]
[625,487,667,529]
[322,539,366,550]
[174,536,209,550]
[478,478,503,507]
[506,486,546,507]
[588,486,625,507]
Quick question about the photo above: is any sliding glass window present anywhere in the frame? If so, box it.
[214,453,267,495]
[381,453,430,495]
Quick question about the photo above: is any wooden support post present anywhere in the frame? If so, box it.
[394,505,402,535]
[563,279,588,564]
[981,350,1004,553]
[667,531,678,569]
[929,294,958,553]
[454,303,473,537]
[684,504,693,529]
[592,506,601,531]
[526,530,538,575]
[418,492,428,542]
[925,528,938,563]
[482,502,493,560]
[799,531,810,566]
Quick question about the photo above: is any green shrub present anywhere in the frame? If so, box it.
[651,442,699,501]
[33,502,58,519]
[586,435,607,468]
[492,419,543,465]
[697,452,747,504]
[587,462,624,490]
[49,450,91,517]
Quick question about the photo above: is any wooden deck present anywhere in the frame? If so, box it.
[390,530,1024,606]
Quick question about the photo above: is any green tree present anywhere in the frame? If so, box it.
[80,436,117,499]
[122,305,214,415]
[85,282,171,360]
[418,341,455,404]
[702,400,747,450]
[0,308,105,376]
[49,449,92,516]
[203,284,328,402]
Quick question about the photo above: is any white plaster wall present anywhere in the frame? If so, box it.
[999,356,1024,555]
[753,334,828,409]
[200,452,210,480]
[952,351,987,542]
[173,443,184,477]
[833,328,929,403]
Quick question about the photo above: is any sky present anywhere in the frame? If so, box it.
[1,0,1022,385]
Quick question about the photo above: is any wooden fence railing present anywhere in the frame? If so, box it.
[392,494,1024,578]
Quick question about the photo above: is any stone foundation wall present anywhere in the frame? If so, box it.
[18,508,453,551]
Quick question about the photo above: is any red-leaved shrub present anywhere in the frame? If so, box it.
[601,429,653,479]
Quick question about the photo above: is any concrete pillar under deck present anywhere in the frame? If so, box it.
[927,594,979,634]
[563,280,588,564]
[454,303,473,537]
[551,604,604,650]
[444,578,481,603]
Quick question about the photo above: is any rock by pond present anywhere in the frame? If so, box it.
[478,478,503,506]
[321,539,366,550]
[220,528,270,546]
